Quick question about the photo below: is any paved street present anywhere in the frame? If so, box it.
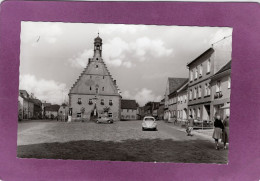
[17,120,228,163]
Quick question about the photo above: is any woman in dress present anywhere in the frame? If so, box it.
[212,113,224,150]
[222,115,229,149]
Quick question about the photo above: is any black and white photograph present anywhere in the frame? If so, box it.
[17,22,232,164]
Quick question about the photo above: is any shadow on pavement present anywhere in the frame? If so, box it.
[17,138,228,164]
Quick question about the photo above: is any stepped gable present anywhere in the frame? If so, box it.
[69,35,121,96]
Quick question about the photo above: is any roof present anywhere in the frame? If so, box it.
[30,99,42,106]
[45,104,60,112]
[94,35,102,42]
[42,103,51,107]
[187,48,214,67]
[121,99,138,109]
[215,60,231,75]
[168,78,189,95]
[19,90,29,98]
[177,82,189,93]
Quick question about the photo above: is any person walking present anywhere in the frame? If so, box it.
[222,115,229,149]
[212,113,224,150]
[186,115,194,136]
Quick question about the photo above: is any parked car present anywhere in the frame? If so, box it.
[142,116,157,131]
[96,116,114,124]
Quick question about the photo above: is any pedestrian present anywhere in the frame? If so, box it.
[212,113,224,150]
[186,115,194,136]
[222,115,229,150]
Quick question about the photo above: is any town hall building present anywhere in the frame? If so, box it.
[68,34,122,121]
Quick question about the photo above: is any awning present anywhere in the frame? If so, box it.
[220,103,230,109]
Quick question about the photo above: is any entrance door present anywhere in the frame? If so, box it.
[90,108,98,121]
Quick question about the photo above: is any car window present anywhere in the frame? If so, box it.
[144,118,155,121]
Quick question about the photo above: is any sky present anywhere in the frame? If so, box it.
[19,22,232,106]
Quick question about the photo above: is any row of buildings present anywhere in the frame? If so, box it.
[163,37,232,125]
[18,90,69,120]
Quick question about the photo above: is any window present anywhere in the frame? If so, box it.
[216,81,221,93]
[78,98,82,104]
[90,75,92,79]
[96,64,98,68]
[77,113,81,118]
[190,70,193,81]
[205,83,208,96]
[189,89,192,100]
[198,86,202,98]
[90,86,92,90]
[108,113,113,118]
[96,88,99,94]
[197,108,201,118]
[101,99,104,105]
[207,59,211,73]
[195,67,198,79]
[102,87,104,91]
[194,87,197,99]
[228,77,231,89]
[193,109,196,118]
[96,58,98,60]
[109,100,113,106]
[208,85,211,95]
[89,99,93,105]
[199,64,203,77]
[103,76,105,79]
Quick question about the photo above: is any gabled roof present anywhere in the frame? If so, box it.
[121,99,138,109]
[19,90,29,98]
[187,48,214,67]
[45,104,60,112]
[168,78,189,95]
[215,60,231,75]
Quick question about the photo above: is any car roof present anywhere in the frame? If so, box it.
[144,116,155,119]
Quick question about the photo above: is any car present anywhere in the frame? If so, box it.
[96,116,114,124]
[142,116,157,131]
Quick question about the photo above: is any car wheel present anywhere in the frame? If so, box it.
[142,127,145,131]
[108,120,111,124]
[154,128,158,131]
[96,121,99,124]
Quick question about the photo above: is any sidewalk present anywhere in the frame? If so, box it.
[164,122,214,141]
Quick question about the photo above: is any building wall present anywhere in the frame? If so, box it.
[58,106,69,120]
[45,111,58,119]
[210,74,231,120]
[188,50,214,121]
[176,90,188,122]
[121,109,137,120]
[70,94,121,121]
